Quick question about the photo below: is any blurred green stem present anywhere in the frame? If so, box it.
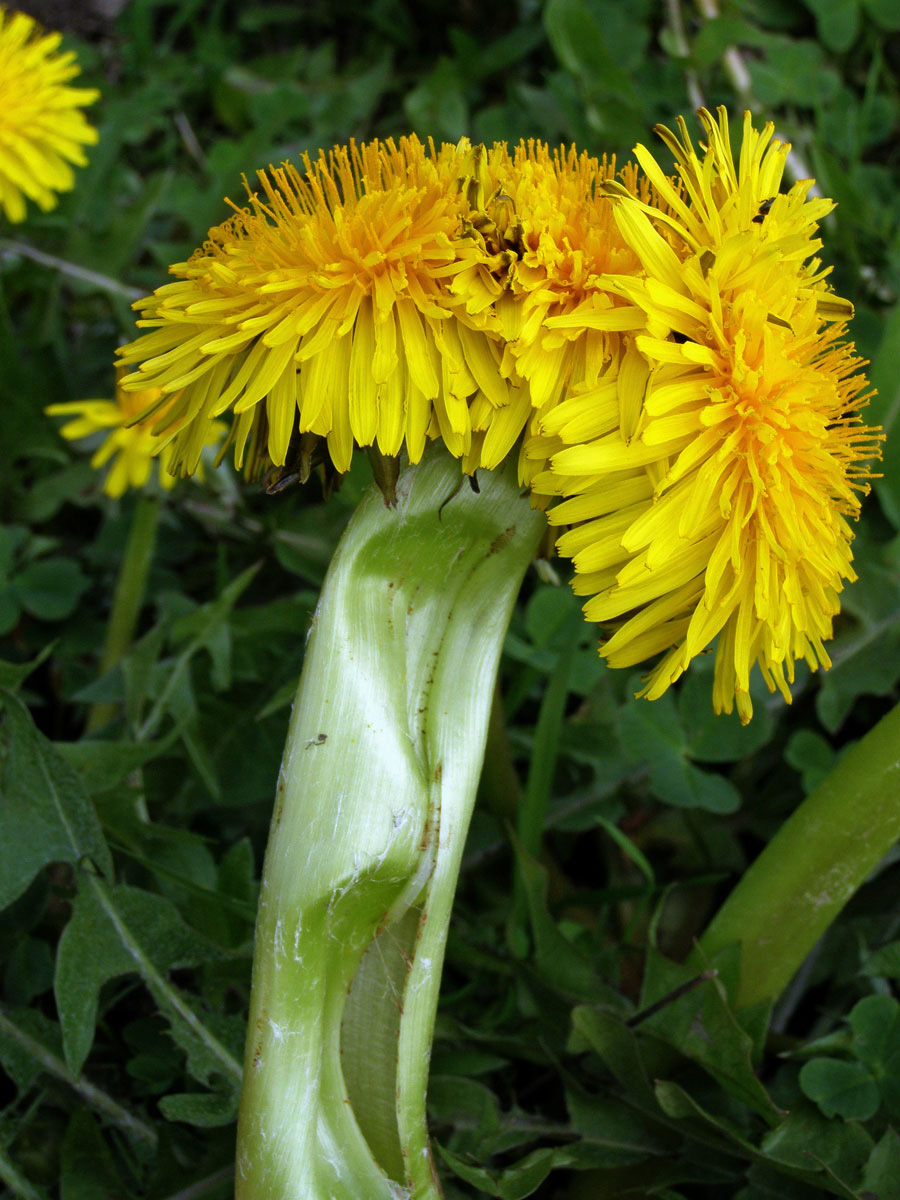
[0,239,145,301]
[479,682,522,826]
[0,1147,44,1200]
[0,1008,158,1146]
[235,447,544,1200]
[509,622,579,947]
[87,494,160,733]
[517,624,579,861]
[699,699,900,1007]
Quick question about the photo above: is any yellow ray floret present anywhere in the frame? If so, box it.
[117,136,513,477]
[0,7,99,223]
[533,108,880,722]
[458,142,652,485]
[47,379,224,498]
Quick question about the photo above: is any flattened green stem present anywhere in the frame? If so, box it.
[87,494,160,733]
[699,699,900,1008]
[236,448,545,1199]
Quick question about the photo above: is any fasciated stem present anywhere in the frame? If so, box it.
[236,448,545,1199]
[699,699,900,1008]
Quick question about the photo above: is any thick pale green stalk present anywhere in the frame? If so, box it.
[700,699,900,1008]
[236,448,545,1199]
[87,493,160,732]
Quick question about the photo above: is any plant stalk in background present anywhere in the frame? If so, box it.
[700,698,900,1008]
[87,493,160,732]
[235,447,545,1199]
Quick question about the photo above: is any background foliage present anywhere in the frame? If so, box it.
[2,0,900,1196]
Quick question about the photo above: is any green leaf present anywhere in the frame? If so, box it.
[449,24,546,82]
[749,38,841,106]
[119,622,167,729]
[524,584,579,650]
[139,563,260,738]
[255,675,297,719]
[653,1085,864,1195]
[0,1008,64,1092]
[619,694,741,813]
[569,1006,658,1110]
[124,1019,181,1093]
[11,557,89,621]
[860,1129,900,1200]
[743,1159,860,1200]
[803,0,860,52]
[868,300,900,527]
[437,1143,571,1199]
[861,941,900,979]
[637,948,782,1122]
[543,0,641,105]
[0,524,26,580]
[515,845,621,1004]
[849,993,900,1068]
[653,1078,758,1150]
[213,837,257,941]
[16,464,96,525]
[158,1089,239,1127]
[816,541,900,730]
[55,876,234,1079]
[60,1110,122,1200]
[690,17,772,67]
[761,1103,874,1181]
[0,584,19,635]
[784,730,839,792]
[861,0,900,29]
[0,644,54,693]
[565,1081,669,1161]
[404,57,468,140]
[799,1057,880,1120]
[680,668,776,763]
[3,936,54,1005]
[493,1148,564,1200]
[428,1076,500,1144]
[54,736,173,792]
[0,691,112,910]
[850,994,900,1116]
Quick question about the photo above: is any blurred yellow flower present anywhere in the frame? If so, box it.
[117,135,516,479]
[534,108,879,722]
[47,382,223,498]
[0,7,99,223]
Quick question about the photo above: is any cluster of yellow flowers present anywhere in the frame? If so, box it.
[15,0,874,721]
[101,110,876,721]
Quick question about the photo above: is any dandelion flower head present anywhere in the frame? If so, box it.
[0,7,99,223]
[458,141,653,486]
[535,108,880,722]
[47,378,223,499]
[117,135,519,480]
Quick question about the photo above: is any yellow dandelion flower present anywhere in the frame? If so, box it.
[534,108,880,723]
[457,142,652,484]
[0,7,99,223]
[117,135,514,479]
[47,379,223,498]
